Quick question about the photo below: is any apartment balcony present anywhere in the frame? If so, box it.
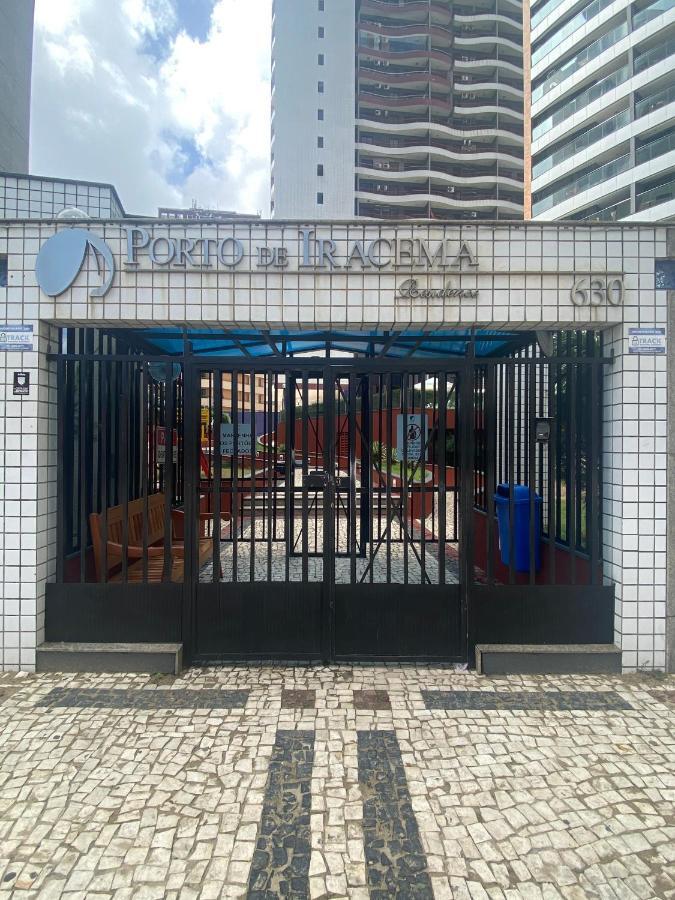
[454,54,523,76]
[356,161,524,189]
[357,110,523,140]
[356,136,525,164]
[357,45,453,68]
[358,66,451,90]
[454,72,523,92]
[360,0,452,25]
[453,98,524,117]
[454,0,523,19]
[454,9,523,26]
[355,183,523,212]
[359,92,453,115]
[358,20,453,40]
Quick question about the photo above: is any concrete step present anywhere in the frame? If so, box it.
[36,642,183,675]
[475,643,622,676]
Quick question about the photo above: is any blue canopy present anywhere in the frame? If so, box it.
[131,328,529,359]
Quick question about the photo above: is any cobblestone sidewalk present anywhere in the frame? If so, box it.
[0,667,673,899]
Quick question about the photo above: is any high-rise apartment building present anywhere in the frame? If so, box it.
[0,0,35,174]
[529,0,675,222]
[271,0,525,220]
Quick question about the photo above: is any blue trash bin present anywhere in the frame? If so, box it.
[494,483,542,572]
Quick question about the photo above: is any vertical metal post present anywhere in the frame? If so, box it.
[459,357,474,657]
[182,349,198,662]
[437,374,447,586]
[250,370,257,581]
[323,367,335,662]
[485,364,497,586]
[140,362,149,582]
[528,361,537,586]
[348,372,357,584]
[119,363,130,583]
[163,362,175,583]
[589,355,601,585]
[507,362,515,585]
[213,369,223,584]
[301,373,309,580]
[232,371,239,583]
[569,360,578,585]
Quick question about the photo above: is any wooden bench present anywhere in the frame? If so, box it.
[89,493,227,583]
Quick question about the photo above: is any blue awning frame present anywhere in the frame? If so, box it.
[121,328,533,359]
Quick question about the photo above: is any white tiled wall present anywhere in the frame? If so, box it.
[0,174,125,220]
[0,322,58,670]
[0,216,670,671]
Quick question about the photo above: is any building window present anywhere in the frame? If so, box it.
[318,80,324,93]
[317,164,324,176]
[318,136,324,148]
[0,256,7,288]
[319,0,324,9]
[318,26,324,37]
[318,53,324,65]
[317,192,324,204]
[318,108,324,120]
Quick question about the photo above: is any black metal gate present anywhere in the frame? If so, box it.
[186,359,467,663]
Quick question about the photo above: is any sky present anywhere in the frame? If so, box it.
[30,0,272,216]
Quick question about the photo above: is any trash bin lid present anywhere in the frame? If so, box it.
[496,483,537,502]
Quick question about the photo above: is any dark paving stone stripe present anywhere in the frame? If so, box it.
[422,690,632,711]
[281,689,316,710]
[36,687,250,709]
[247,730,314,899]
[358,730,433,899]
[354,690,391,711]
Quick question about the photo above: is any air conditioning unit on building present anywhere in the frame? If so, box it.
[374,161,384,169]
[375,109,382,116]
[471,211,477,218]
[383,162,391,169]
[447,186,455,193]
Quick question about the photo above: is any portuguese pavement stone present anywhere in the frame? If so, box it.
[0,668,672,898]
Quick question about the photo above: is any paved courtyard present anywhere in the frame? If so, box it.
[0,667,674,899]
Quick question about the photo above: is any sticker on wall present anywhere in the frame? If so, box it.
[0,324,33,351]
[13,372,30,395]
[627,327,666,355]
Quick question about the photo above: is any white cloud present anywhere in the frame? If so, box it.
[31,0,272,215]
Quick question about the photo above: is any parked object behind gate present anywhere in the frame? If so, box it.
[494,484,542,572]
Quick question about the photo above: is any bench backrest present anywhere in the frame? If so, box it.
[89,493,167,580]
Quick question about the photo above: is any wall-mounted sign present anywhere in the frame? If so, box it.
[396,279,479,303]
[13,371,30,395]
[0,324,33,351]
[628,327,666,355]
[396,414,427,462]
[220,423,252,455]
[155,427,178,464]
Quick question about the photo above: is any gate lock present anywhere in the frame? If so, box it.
[303,470,330,489]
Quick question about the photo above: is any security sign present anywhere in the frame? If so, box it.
[220,423,253,455]
[628,327,666,354]
[13,371,30,395]
[396,414,427,461]
[156,427,178,464]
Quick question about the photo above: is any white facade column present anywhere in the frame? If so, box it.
[602,230,669,671]
[0,321,58,670]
